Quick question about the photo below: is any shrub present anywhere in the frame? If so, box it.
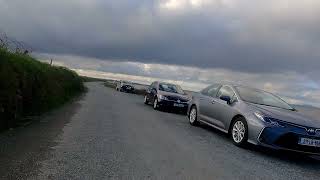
[0,48,84,130]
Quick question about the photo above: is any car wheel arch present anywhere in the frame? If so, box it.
[190,104,201,118]
[228,114,247,135]
[189,103,196,110]
[188,104,197,114]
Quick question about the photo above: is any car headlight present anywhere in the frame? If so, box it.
[158,95,168,100]
[254,112,284,127]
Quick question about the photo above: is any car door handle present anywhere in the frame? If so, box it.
[211,99,216,104]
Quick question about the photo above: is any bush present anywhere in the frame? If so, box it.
[0,48,84,130]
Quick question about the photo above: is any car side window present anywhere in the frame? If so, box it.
[217,86,236,100]
[201,84,221,97]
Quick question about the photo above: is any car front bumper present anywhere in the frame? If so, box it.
[257,126,320,154]
[157,99,189,110]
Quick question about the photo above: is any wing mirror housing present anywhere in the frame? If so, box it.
[220,95,231,105]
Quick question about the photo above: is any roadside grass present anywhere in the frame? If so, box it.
[0,48,85,131]
[104,81,116,89]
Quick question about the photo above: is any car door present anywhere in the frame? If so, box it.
[198,84,222,127]
[211,86,238,130]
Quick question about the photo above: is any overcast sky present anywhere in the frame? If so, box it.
[1,0,320,106]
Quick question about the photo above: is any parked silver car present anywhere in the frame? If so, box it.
[188,84,320,154]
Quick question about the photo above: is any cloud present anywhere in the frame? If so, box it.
[1,0,320,106]
[0,0,320,75]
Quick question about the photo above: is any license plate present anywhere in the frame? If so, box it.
[298,138,320,147]
[174,103,184,107]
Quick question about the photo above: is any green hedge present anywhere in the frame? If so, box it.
[0,48,84,130]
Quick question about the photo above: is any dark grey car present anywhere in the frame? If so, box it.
[144,81,190,112]
[188,84,320,154]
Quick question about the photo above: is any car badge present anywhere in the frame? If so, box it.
[177,100,181,103]
[307,128,316,135]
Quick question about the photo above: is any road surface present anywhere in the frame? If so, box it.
[0,82,319,180]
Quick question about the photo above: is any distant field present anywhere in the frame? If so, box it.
[81,76,107,82]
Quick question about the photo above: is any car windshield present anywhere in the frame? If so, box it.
[159,83,185,94]
[236,86,294,110]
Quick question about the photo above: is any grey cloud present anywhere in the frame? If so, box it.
[1,0,320,74]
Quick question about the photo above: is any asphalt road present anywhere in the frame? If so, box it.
[1,82,320,180]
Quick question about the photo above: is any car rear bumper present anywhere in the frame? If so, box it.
[257,127,320,154]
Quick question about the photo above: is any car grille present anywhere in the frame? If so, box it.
[123,85,133,89]
[166,96,188,103]
[260,129,320,153]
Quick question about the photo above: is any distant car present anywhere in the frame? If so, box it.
[188,83,320,154]
[116,80,135,93]
[144,81,190,112]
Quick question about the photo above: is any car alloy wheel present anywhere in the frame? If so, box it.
[144,95,148,104]
[231,118,248,146]
[153,98,158,110]
[189,106,198,126]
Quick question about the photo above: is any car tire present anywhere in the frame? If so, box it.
[144,95,149,104]
[153,98,159,110]
[230,117,248,147]
[189,106,199,126]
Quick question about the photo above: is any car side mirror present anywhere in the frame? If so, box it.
[220,95,231,105]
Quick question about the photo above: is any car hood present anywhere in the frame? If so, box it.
[248,103,320,128]
[158,91,190,101]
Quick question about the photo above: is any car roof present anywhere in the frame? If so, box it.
[210,82,257,90]
[158,82,181,87]
[206,83,270,94]
[232,84,269,93]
